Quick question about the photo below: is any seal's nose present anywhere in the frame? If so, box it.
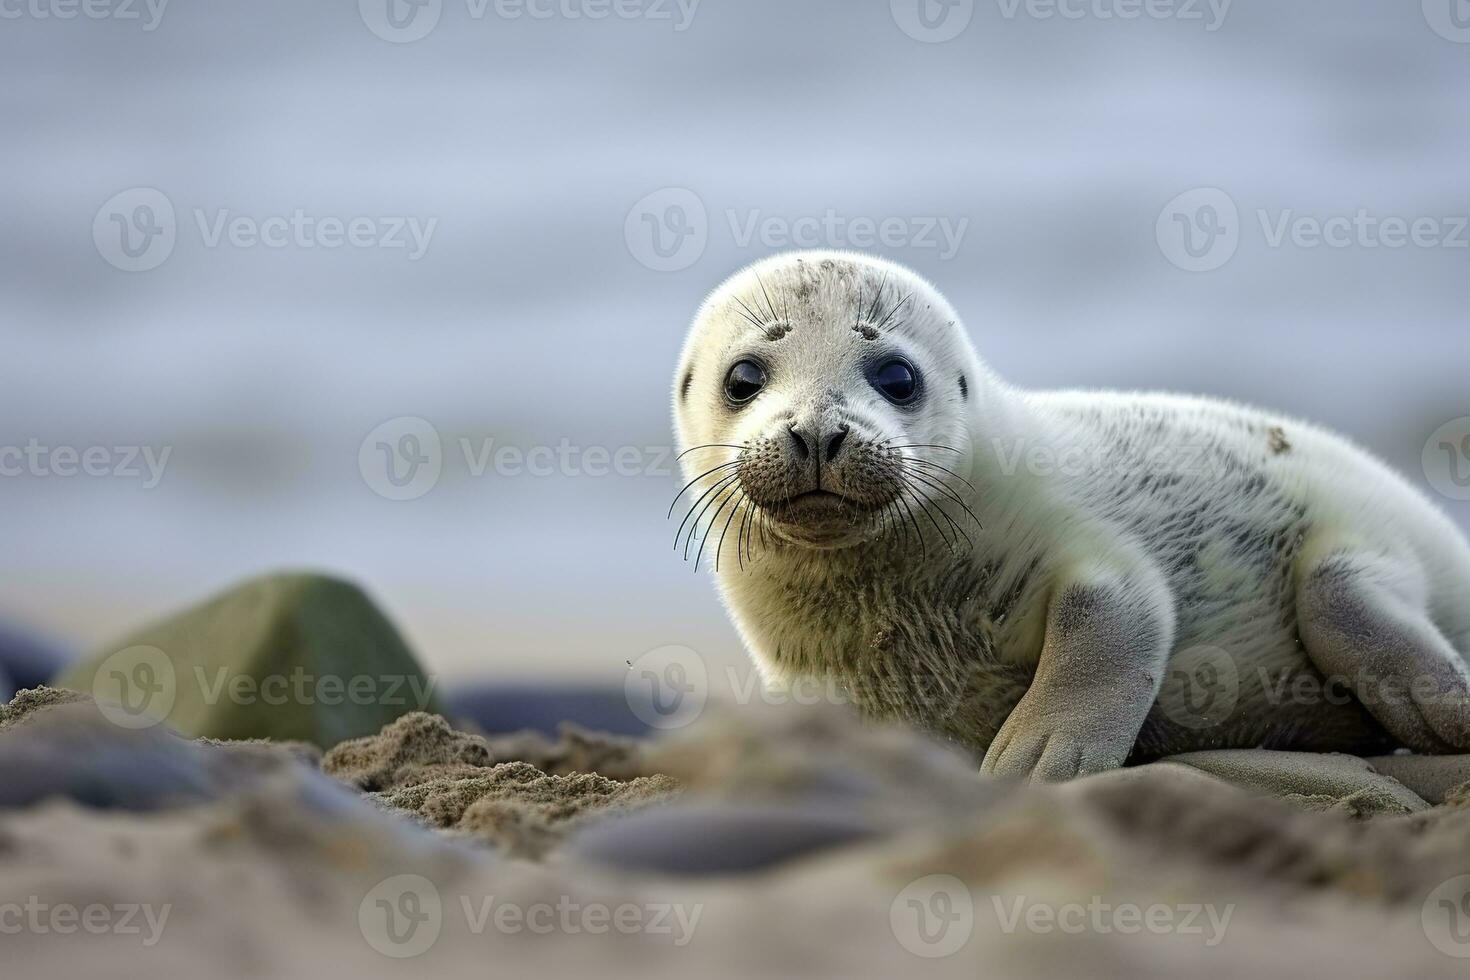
[788,423,849,465]
[786,423,811,461]
[823,424,849,463]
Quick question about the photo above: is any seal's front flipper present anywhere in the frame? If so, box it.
[981,573,1173,782]
[1297,550,1470,753]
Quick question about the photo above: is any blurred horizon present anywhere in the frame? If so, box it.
[3,0,1468,685]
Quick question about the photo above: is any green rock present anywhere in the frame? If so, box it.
[57,572,442,747]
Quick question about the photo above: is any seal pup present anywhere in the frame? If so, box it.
[670,250,1470,780]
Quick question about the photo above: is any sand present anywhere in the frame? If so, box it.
[2,690,1470,978]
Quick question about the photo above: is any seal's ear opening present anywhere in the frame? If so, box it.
[680,371,694,403]
[958,375,969,400]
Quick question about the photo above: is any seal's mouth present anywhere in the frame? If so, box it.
[767,488,852,515]
[787,488,844,503]
[760,487,875,541]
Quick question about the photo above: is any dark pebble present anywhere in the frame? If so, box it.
[568,802,883,875]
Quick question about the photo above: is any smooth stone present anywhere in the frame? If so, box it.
[1365,753,1470,805]
[1165,749,1429,813]
[0,621,73,689]
[56,571,442,747]
[568,802,882,875]
[444,684,651,737]
[0,699,282,811]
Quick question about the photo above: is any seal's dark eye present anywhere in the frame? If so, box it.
[724,360,766,404]
[871,359,918,404]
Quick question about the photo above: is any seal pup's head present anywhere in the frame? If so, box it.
[672,251,991,563]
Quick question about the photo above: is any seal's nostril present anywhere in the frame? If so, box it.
[824,425,850,463]
[788,424,811,461]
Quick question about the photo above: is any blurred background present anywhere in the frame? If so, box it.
[3,0,1468,691]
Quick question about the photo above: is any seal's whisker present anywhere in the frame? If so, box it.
[891,482,928,559]
[864,271,889,325]
[899,480,958,552]
[904,467,983,532]
[879,499,903,548]
[668,460,742,518]
[872,291,914,333]
[737,496,758,570]
[753,273,779,324]
[731,295,769,330]
[688,480,740,564]
[677,443,746,460]
[877,478,910,552]
[703,487,745,572]
[728,305,766,332]
[747,500,768,567]
[924,494,974,553]
[902,470,972,550]
[901,456,977,492]
[885,497,909,551]
[884,443,965,454]
[679,472,741,556]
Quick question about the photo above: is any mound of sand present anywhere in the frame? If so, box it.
[3,689,1470,979]
[323,712,676,857]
